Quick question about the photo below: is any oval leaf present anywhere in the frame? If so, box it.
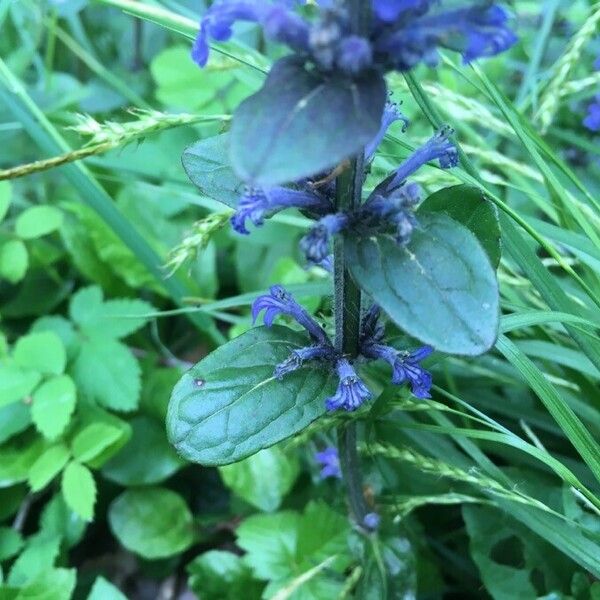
[419,185,501,268]
[346,213,499,356]
[167,326,336,466]
[230,56,387,186]
[108,488,194,559]
[182,133,245,208]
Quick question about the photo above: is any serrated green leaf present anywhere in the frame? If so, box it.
[40,494,86,549]
[69,285,153,338]
[13,332,66,375]
[61,462,96,522]
[230,56,386,186]
[108,488,194,559]
[31,316,78,360]
[167,326,336,466]
[31,375,76,440]
[16,568,76,600]
[0,528,23,562]
[0,240,28,284]
[0,402,31,444]
[28,444,70,492]
[0,181,11,223]
[187,551,263,600]
[346,213,499,356]
[15,206,63,240]
[73,337,141,412]
[0,437,46,488]
[419,184,501,268]
[87,576,127,600]
[8,533,61,586]
[237,511,300,581]
[237,502,351,595]
[182,133,245,209]
[102,415,184,485]
[71,423,124,464]
[0,365,40,409]
[219,447,299,512]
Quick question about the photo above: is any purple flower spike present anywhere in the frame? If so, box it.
[386,127,458,192]
[315,446,342,479]
[300,213,349,265]
[274,345,336,379]
[252,285,329,345]
[584,96,600,132]
[326,358,372,412]
[365,100,410,160]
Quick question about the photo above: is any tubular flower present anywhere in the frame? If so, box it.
[300,213,349,265]
[231,187,328,235]
[362,342,434,398]
[315,446,342,479]
[252,285,330,345]
[193,1,517,75]
[583,96,600,132]
[365,100,410,160]
[384,127,458,192]
[274,345,336,379]
[326,358,372,412]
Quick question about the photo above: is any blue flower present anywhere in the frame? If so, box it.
[274,344,336,379]
[326,358,372,412]
[252,285,330,345]
[372,0,428,23]
[363,182,422,246]
[362,342,434,398]
[336,35,373,75]
[192,0,309,68]
[315,446,342,479]
[584,96,600,132]
[300,213,349,265]
[193,1,517,75]
[385,127,458,192]
[363,512,381,531]
[365,100,410,160]
[374,3,517,70]
[231,186,328,235]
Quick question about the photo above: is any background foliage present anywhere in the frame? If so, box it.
[0,0,598,598]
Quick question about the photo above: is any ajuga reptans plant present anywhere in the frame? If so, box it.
[167,0,515,538]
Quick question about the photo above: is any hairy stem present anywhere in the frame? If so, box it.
[334,155,368,526]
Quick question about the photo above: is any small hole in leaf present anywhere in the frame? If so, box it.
[490,535,525,569]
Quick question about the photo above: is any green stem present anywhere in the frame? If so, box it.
[333,0,373,530]
[334,155,369,525]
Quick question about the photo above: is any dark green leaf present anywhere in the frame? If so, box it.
[167,326,336,466]
[346,213,499,355]
[230,57,386,186]
[219,447,299,512]
[187,551,263,600]
[419,185,501,268]
[182,133,245,208]
[102,416,185,485]
[108,488,194,559]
